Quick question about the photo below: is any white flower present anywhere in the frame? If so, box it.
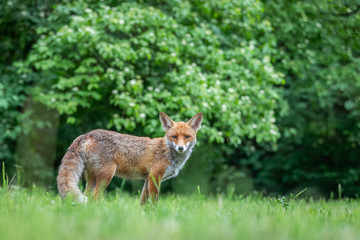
[84,27,96,35]
[270,129,278,135]
[129,102,135,107]
[129,79,136,85]
[112,89,118,94]
[241,96,249,101]
[140,113,146,118]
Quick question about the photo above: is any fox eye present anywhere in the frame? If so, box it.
[185,135,190,139]
[172,135,177,139]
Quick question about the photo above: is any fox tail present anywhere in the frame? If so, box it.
[57,136,87,204]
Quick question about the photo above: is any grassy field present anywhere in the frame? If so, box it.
[1,186,360,240]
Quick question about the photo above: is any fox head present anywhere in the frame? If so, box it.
[160,112,203,154]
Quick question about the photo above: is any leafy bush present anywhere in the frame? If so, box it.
[4,0,359,196]
[0,0,55,173]
[243,0,360,196]
[17,0,284,147]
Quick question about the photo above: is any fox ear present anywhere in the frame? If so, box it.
[159,112,174,132]
[187,113,203,132]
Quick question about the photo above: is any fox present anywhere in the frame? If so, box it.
[57,112,203,204]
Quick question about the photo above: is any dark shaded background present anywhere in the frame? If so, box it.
[1,0,359,197]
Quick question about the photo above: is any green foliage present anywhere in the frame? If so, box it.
[0,0,57,173]
[241,0,360,196]
[0,67,27,164]
[18,0,284,146]
[2,0,360,197]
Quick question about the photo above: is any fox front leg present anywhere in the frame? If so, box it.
[146,168,165,204]
[140,178,149,205]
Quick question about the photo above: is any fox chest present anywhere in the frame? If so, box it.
[161,142,195,182]
[162,164,180,182]
[162,154,190,182]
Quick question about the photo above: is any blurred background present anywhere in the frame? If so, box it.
[1,0,359,198]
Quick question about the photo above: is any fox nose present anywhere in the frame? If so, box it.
[178,146,184,151]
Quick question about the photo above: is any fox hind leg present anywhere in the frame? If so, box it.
[85,171,96,196]
[92,164,116,200]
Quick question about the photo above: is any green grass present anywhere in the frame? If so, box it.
[1,187,360,240]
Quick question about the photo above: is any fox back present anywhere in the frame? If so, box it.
[57,112,203,204]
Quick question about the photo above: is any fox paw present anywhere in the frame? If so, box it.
[74,195,88,205]
[82,196,88,205]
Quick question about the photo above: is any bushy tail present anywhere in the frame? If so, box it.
[57,136,87,204]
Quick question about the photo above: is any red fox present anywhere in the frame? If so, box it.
[57,112,203,204]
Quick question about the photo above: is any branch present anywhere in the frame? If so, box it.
[316,4,360,18]
[335,4,360,17]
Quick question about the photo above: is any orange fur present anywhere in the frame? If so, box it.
[57,112,203,204]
